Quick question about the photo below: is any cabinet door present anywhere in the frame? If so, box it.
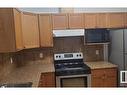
[38,72,55,87]
[39,14,53,47]
[91,69,104,87]
[52,14,68,29]
[103,68,117,87]
[0,8,16,52]
[96,13,108,28]
[91,77,104,87]
[104,77,117,87]
[124,13,127,28]
[21,12,40,49]
[13,9,23,50]
[68,13,84,29]
[91,68,117,87]
[107,13,124,28]
[84,13,97,29]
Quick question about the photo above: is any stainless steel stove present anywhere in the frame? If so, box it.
[54,52,91,87]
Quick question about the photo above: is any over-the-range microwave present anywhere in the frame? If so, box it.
[85,29,110,43]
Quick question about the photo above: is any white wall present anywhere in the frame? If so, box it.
[74,8,127,13]
[19,8,60,13]
[19,8,127,13]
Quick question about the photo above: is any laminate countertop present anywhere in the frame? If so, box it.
[0,63,55,87]
[86,61,117,69]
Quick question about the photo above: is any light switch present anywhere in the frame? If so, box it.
[10,57,13,64]
[39,53,43,58]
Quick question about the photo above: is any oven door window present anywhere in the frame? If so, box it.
[61,77,87,87]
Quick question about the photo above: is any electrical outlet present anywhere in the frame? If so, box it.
[96,50,99,55]
[10,57,13,64]
[39,53,43,58]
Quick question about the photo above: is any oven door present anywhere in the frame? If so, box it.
[56,74,91,87]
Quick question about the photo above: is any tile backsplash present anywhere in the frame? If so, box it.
[53,37,104,61]
[0,37,104,81]
[0,48,53,81]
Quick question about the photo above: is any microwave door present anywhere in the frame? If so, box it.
[85,29,102,43]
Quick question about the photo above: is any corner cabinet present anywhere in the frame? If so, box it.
[91,68,117,87]
[38,72,55,87]
[21,12,40,49]
[39,14,53,47]
[0,8,23,52]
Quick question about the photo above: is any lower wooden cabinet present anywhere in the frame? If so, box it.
[91,68,117,87]
[38,72,55,87]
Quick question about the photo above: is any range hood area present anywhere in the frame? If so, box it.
[53,29,85,37]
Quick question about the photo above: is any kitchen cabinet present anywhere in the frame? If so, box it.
[52,13,84,29]
[0,8,23,52]
[84,13,97,29]
[38,72,55,87]
[96,13,108,28]
[91,68,117,87]
[39,14,53,47]
[68,13,84,29]
[21,12,40,49]
[124,13,127,28]
[107,13,124,28]
[84,13,108,29]
[52,14,68,29]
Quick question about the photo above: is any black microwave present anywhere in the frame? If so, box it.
[85,29,110,43]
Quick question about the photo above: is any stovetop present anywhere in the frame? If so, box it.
[54,53,91,76]
[54,61,91,76]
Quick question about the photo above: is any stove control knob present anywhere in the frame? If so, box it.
[70,63,73,65]
[77,54,79,57]
[79,54,81,57]
[57,64,61,66]
[75,62,78,64]
[64,63,68,65]
[56,56,58,58]
[59,56,61,58]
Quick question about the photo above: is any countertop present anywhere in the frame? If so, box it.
[86,61,117,69]
[0,61,117,87]
[0,63,55,87]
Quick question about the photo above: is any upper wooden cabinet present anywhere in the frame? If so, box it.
[52,14,68,29]
[0,8,23,52]
[52,13,84,29]
[84,13,97,29]
[96,13,108,28]
[107,13,124,28]
[68,13,84,29]
[84,13,108,29]
[21,12,40,49]
[39,14,53,47]
[124,13,127,28]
